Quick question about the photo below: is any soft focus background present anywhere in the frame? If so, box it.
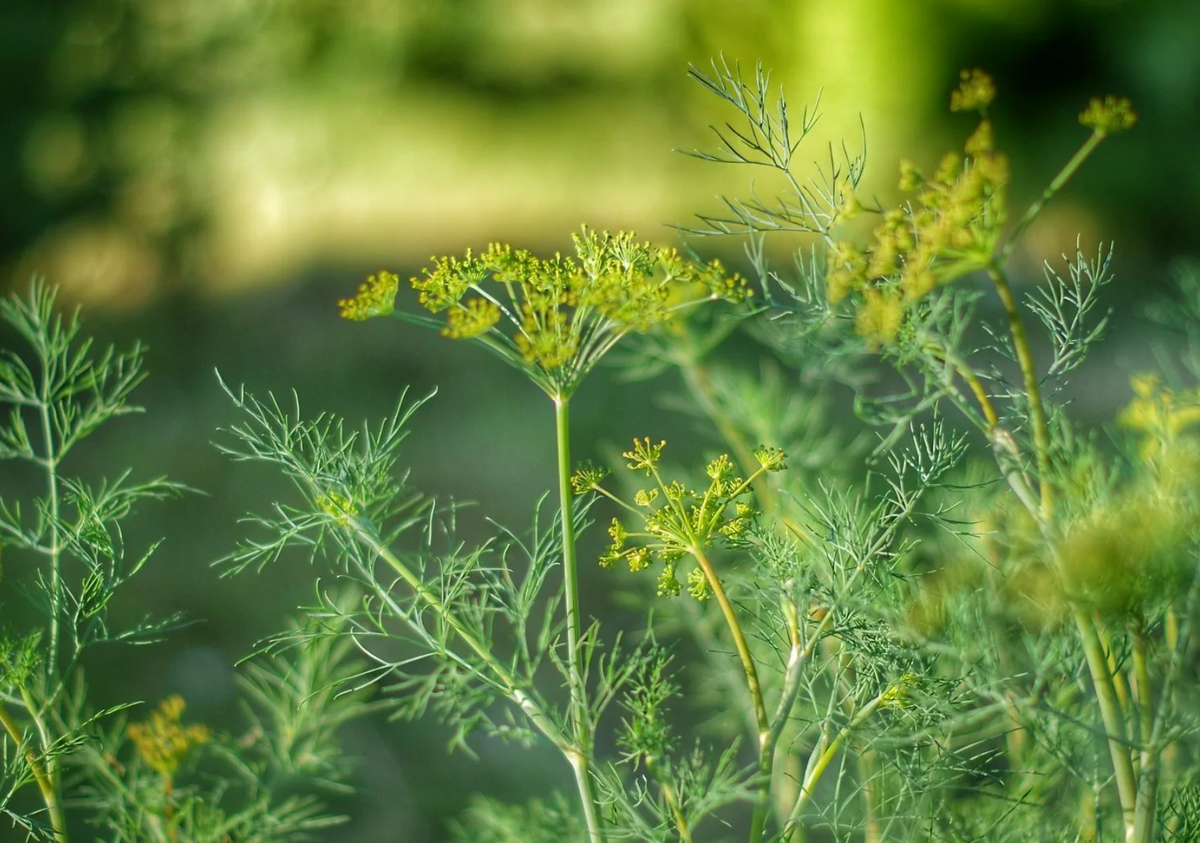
[1,1,1197,840]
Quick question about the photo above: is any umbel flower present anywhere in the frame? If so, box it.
[574,439,787,599]
[1118,373,1200,466]
[824,69,1137,348]
[126,695,210,778]
[826,69,1009,345]
[341,226,751,398]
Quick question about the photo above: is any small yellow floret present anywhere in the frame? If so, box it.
[950,69,996,113]
[1079,96,1137,136]
[339,271,399,321]
[442,297,501,339]
[687,567,711,601]
[1118,373,1200,463]
[127,696,210,777]
[855,288,904,345]
[627,547,652,573]
[964,120,994,157]
[623,438,666,474]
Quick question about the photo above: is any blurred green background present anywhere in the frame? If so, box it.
[1,0,1197,840]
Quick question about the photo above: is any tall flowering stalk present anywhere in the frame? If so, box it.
[221,61,1193,843]
[339,227,750,841]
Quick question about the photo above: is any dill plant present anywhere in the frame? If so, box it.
[0,281,366,841]
[220,60,1199,843]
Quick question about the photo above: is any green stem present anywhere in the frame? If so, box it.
[1131,625,1156,843]
[1096,618,1133,722]
[689,547,770,843]
[998,131,1104,263]
[858,745,883,843]
[783,691,888,840]
[1134,577,1198,843]
[0,701,67,842]
[691,549,768,738]
[647,759,694,843]
[37,381,66,834]
[1131,625,1153,772]
[351,526,571,753]
[987,265,1053,520]
[1073,608,1138,838]
[553,395,605,843]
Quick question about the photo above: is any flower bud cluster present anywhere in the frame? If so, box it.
[572,440,785,600]
[826,70,1011,345]
[338,270,399,321]
[341,228,751,390]
[1118,373,1200,466]
[1079,95,1137,137]
[127,695,210,778]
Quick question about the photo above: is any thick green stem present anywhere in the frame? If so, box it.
[39,399,61,672]
[1131,626,1156,843]
[36,396,65,839]
[0,701,67,842]
[858,745,883,843]
[987,265,1053,520]
[1073,608,1138,839]
[1131,626,1153,772]
[1134,579,1197,843]
[689,547,770,843]
[553,395,604,843]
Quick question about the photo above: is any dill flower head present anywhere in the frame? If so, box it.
[339,271,399,320]
[346,226,751,399]
[127,695,210,778]
[824,70,1011,347]
[1058,491,1193,615]
[1079,95,1138,137]
[950,68,996,113]
[588,439,786,600]
[1118,373,1200,466]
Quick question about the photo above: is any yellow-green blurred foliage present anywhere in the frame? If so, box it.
[7,0,1195,308]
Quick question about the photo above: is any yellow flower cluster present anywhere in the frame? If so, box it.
[408,227,749,369]
[879,672,919,708]
[316,491,359,525]
[1118,373,1200,465]
[442,297,501,340]
[623,437,667,474]
[826,70,1009,346]
[949,68,996,113]
[1079,95,1138,137]
[574,441,784,599]
[127,696,210,778]
[338,271,399,321]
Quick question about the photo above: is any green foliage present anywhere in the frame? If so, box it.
[212,59,1198,843]
[0,281,365,841]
